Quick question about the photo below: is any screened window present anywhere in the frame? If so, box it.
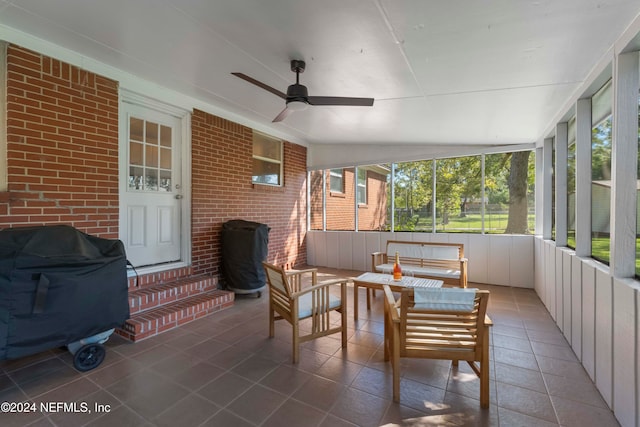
[567,117,576,248]
[591,80,612,265]
[393,161,433,231]
[551,138,556,240]
[252,132,282,186]
[636,94,640,277]
[330,169,344,193]
[357,164,390,231]
[436,156,482,233]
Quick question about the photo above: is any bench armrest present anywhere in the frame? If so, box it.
[371,251,387,271]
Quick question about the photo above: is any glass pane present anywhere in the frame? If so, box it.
[159,170,171,192]
[146,145,158,168]
[129,141,143,166]
[146,121,158,145]
[330,169,343,193]
[591,115,612,264]
[130,117,144,142]
[485,151,535,234]
[394,160,433,231]
[128,166,144,190]
[253,133,281,160]
[145,168,158,191]
[436,156,481,233]
[160,148,171,169]
[309,170,324,230]
[252,159,280,185]
[160,125,171,147]
[357,164,390,231]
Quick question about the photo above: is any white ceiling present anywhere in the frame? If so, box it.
[1,0,640,148]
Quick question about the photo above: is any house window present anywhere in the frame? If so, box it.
[252,132,282,186]
[357,168,367,204]
[330,169,344,193]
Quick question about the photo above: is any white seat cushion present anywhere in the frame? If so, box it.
[413,288,477,312]
[297,292,342,319]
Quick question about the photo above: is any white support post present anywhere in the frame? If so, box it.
[610,51,639,277]
[575,98,592,258]
[555,123,569,247]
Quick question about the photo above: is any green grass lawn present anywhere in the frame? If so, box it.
[398,213,535,233]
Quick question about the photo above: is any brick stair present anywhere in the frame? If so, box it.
[115,275,235,342]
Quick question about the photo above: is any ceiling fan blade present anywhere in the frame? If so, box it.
[272,107,292,123]
[231,72,287,99]
[307,96,374,107]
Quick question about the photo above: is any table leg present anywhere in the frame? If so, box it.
[353,282,359,320]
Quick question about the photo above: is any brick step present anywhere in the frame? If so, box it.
[116,289,235,342]
[128,276,218,314]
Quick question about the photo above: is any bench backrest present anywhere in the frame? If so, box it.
[386,241,463,261]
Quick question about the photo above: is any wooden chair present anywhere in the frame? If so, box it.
[383,285,492,408]
[262,262,348,363]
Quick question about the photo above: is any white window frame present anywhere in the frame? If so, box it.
[357,168,367,205]
[330,169,344,193]
[252,132,283,186]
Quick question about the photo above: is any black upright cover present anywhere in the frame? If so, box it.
[221,220,270,292]
[0,225,129,360]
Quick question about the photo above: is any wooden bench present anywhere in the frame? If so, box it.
[371,240,468,288]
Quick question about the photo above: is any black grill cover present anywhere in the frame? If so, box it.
[221,220,270,293]
[0,225,129,360]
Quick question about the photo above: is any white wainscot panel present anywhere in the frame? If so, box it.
[430,233,451,244]
[351,232,367,271]
[324,232,340,268]
[581,260,596,381]
[612,278,636,427]
[337,233,354,270]
[562,250,573,343]
[467,234,488,284]
[509,235,534,288]
[365,232,382,270]
[306,231,317,265]
[534,238,545,300]
[594,268,613,407]
[311,231,327,267]
[555,249,564,328]
[571,255,583,360]
[544,241,556,319]
[487,235,511,286]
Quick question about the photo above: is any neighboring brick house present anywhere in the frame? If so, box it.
[0,44,308,340]
[310,165,389,231]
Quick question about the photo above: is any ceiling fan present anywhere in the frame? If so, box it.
[232,60,374,122]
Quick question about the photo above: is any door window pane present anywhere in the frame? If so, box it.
[128,117,173,192]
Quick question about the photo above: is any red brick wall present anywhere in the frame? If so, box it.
[310,168,387,231]
[1,45,120,238]
[191,110,307,277]
[1,45,308,281]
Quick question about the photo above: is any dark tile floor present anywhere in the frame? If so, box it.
[0,268,621,426]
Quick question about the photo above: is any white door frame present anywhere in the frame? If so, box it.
[119,89,192,275]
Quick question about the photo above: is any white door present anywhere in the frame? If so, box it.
[121,103,183,267]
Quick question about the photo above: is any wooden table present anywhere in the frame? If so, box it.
[352,272,443,320]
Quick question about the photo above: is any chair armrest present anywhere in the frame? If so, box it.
[382,285,400,323]
[484,314,493,327]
